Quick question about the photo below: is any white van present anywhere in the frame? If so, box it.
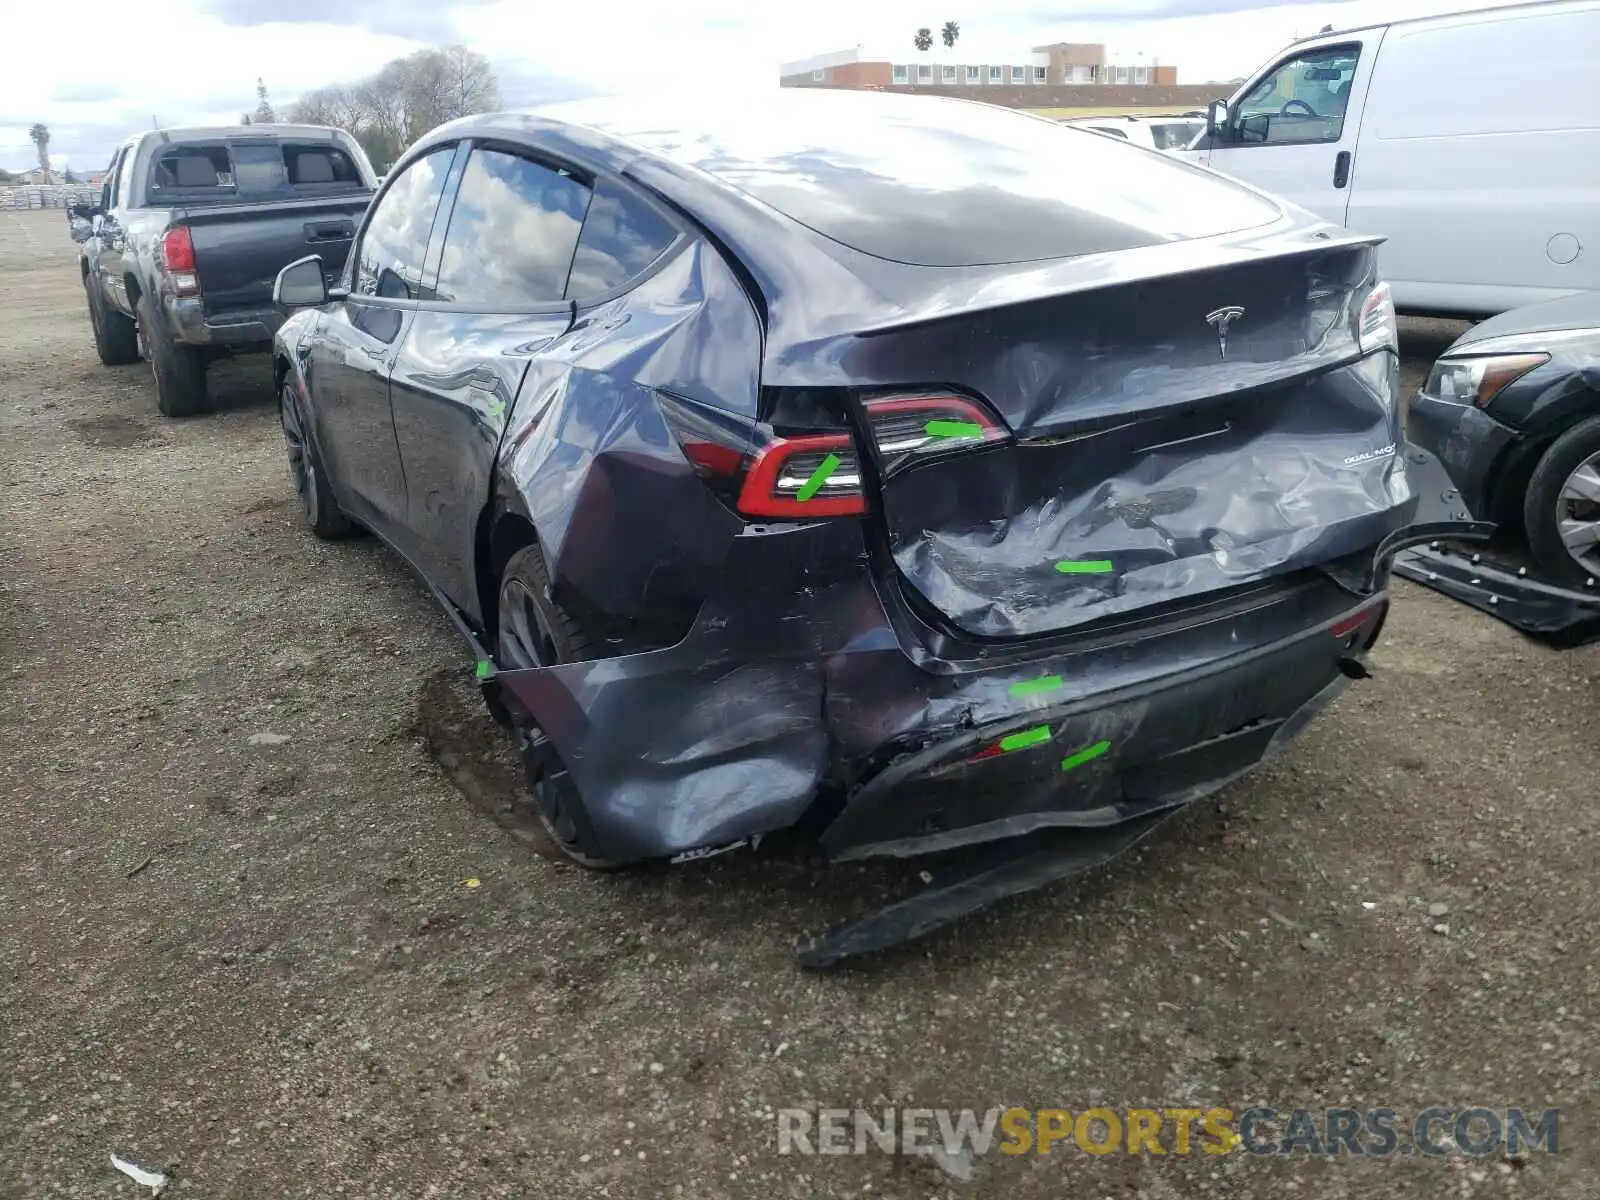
[1177,0,1600,317]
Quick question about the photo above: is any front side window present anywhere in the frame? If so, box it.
[101,150,121,211]
[434,148,591,307]
[1236,44,1361,145]
[354,147,454,300]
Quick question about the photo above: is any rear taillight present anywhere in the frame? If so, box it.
[738,434,864,517]
[659,389,1006,521]
[1357,280,1397,355]
[861,393,1008,477]
[161,226,200,296]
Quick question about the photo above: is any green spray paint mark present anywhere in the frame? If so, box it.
[795,453,841,502]
[1060,739,1111,772]
[485,398,506,420]
[474,660,494,681]
[924,420,985,440]
[1010,675,1063,699]
[999,725,1052,753]
[1055,559,1115,575]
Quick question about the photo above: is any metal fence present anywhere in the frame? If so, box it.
[0,185,98,211]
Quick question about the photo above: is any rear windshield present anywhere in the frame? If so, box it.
[552,92,1281,267]
[146,139,367,202]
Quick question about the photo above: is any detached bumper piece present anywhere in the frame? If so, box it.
[1394,543,1600,648]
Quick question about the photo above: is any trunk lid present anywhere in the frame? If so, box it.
[854,243,1412,639]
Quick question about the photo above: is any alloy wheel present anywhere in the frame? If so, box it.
[279,392,317,525]
[496,577,580,842]
[1555,454,1600,578]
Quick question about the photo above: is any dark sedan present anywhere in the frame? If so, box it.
[1407,292,1600,585]
[269,91,1478,961]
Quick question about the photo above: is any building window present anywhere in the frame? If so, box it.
[989,65,1003,83]
[1115,65,1131,83]
[941,64,956,83]
[812,69,826,81]
[965,65,980,82]
[1033,66,1047,83]
[917,63,933,82]
[1011,65,1026,83]
[893,64,908,83]
[1133,66,1148,84]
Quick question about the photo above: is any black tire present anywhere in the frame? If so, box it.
[279,383,355,540]
[85,278,139,366]
[135,294,208,418]
[495,544,619,870]
[1524,413,1600,587]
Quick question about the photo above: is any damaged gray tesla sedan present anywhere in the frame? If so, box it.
[270,90,1485,964]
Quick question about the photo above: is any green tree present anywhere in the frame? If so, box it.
[940,21,960,51]
[913,27,933,52]
[253,78,277,124]
[28,124,51,182]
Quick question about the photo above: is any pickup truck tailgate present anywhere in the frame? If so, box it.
[179,194,371,320]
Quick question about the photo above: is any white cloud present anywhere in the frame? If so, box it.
[0,0,1518,170]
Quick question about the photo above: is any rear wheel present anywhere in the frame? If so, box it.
[85,278,139,366]
[135,294,208,418]
[496,544,619,870]
[280,383,355,540]
[1524,414,1600,587]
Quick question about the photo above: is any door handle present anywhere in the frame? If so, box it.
[1333,150,1352,189]
[306,219,354,243]
[362,346,387,360]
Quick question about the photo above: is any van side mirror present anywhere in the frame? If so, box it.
[1206,99,1232,141]
[274,255,329,309]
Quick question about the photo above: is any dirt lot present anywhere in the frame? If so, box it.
[1,207,1595,1199]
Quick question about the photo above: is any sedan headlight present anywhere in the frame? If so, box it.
[1425,353,1550,408]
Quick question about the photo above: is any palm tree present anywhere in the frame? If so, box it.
[28,124,51,182]
[913,27,934,52]
[941,21,960,51]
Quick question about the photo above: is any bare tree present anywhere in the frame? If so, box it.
[281,46,503,171]
[913,27,934,52]
[941,21,960,51]
[29,124,51,182]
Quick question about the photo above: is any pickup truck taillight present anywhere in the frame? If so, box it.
[161,227,200,297]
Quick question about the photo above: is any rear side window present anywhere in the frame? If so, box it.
[565,179,679,299]
[354,147,455,300]
[434,148,591,307]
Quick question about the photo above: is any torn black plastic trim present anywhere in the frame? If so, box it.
[1394,545,1600,647]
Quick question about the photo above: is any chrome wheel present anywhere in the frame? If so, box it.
[1555,455,1600,577]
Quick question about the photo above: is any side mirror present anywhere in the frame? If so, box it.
[1206,99,1233,143]
[274,255,329,310]
[68,200,102,221]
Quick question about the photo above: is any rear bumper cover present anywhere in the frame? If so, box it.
[163,294,280,348]
[1393,544,1600,647]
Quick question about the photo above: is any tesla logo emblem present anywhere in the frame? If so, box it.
[1205,306,1246,359]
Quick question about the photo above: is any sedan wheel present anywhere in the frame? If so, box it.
[1555,457,1600,578]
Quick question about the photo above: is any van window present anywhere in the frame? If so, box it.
[1235,44,1361,145]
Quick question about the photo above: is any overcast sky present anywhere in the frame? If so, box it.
[2,0,1512,171]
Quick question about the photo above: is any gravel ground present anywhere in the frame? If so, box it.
[1,208,1595,1199]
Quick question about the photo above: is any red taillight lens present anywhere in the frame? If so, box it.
[162,227,195,272]
[737,434,865,517]
[160,226,200,296]
[861,393,1007,476]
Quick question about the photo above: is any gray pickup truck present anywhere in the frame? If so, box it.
[74,124,377,416]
